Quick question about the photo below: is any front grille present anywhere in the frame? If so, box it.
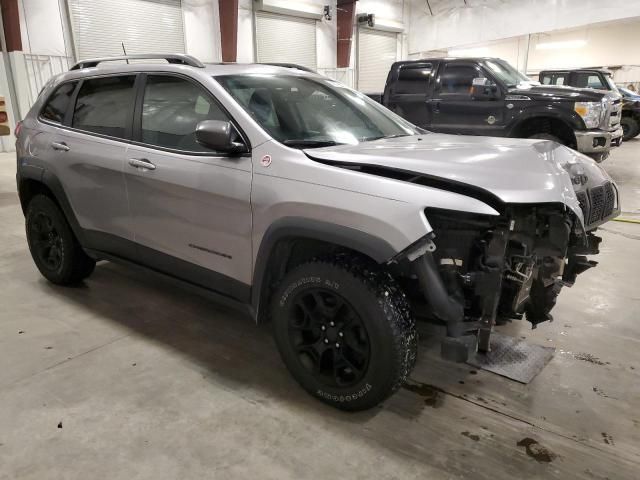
[603,182,615,215]
[579,181,616,227]
[588,185,605,224]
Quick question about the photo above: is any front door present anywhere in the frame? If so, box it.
[431,62,505,136]
[123,74,253,300]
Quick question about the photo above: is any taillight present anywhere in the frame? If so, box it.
[0,112,7,123]
[14,121,22,138]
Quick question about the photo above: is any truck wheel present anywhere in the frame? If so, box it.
[621,117,639,141]
[528,133,562,143]
[271,255,417,411]
[26,194,96,285]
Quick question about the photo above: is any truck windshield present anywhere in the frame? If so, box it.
[216,74,419,148]
[484,59,531,87]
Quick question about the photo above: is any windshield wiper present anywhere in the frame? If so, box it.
[283,139,343,149]
[362,133,411,142]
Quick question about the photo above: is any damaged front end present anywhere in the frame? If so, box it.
[398,204,604,362]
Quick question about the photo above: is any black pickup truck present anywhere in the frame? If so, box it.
[540,68,640,141]
[368,58,623,161]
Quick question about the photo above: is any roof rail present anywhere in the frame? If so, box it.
[70,54,205,70]
[260,63,316,73]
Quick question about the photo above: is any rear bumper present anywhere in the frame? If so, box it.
[574,126,623,153]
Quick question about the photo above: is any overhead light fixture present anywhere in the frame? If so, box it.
[536,40,587,50]
[357,13,375,28]
[323,5,331,21]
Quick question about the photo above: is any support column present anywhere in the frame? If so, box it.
[218,0,239,62]
[337,0,357,68]
[0,0,21,52]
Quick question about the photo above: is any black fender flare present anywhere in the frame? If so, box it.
[507,108,584,138]
[18,164,87,246]
[250,217,398,317]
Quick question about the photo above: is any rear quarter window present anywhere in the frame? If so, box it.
[40,82,77,124]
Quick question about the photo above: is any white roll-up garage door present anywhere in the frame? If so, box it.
[69,0,185,60]
[357,29,398,93]
[255,11,317,71]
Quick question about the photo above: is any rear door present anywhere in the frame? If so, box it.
[385,63,433,128]
[430,61,505,136]
[124,73,253,298]
[39,75,136,250]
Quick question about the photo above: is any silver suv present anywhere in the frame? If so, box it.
[16,54,620,411]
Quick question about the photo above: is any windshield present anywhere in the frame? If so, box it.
[216,74,419,148]
[484,59,531,87]
[604,75,617,91]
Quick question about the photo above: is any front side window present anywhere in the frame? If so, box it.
[141,75,230,152]
[396,64,432,94]
[440,65,480,96]
[574,73,606,90]
[72,75,136,138]
[216,74,418,148]
[41,82,77,124]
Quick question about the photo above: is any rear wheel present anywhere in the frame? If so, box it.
[271,255,417,411]
[621,116,640,141]
[26,194,95,285]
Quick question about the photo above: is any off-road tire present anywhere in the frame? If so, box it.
[26,194,95,285]
[621,116,639,141]
[271,254,417,411]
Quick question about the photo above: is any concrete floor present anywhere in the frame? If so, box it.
[0,140,639,480]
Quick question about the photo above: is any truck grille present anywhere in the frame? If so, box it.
[577,182,616,227]
[603,100,622,130]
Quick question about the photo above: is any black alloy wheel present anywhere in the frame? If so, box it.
[289,288,370,388]
[30,211,64,271]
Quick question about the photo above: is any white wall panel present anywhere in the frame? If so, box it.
[357,29,397,93]
[407,0,640,55]
[69,0,185,60]
[255,11,317,70]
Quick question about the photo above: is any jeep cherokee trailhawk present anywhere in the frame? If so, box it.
[16,54,620,411]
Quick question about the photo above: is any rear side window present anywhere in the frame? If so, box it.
[41,82,77,124]
[140,75,230,152]
[439,65,480,95]
[395,64,432,94]
[72,75,136,139]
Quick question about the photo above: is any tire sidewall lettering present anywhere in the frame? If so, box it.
[316,383,372,402]
[279,276,341,307]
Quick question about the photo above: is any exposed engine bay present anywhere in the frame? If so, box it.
[395,204,604,360]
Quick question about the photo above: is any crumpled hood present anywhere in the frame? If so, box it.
[305,133,614,227]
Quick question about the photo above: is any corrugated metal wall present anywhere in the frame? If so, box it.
[69,0,185,60]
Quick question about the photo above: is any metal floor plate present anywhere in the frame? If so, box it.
[467,332,555,384]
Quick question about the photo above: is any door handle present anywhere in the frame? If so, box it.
[128,158,156,171]
[51,141,70,152]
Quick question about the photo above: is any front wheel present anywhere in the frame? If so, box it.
[271,255,417,411]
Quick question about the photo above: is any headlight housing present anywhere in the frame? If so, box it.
[562,161,589,186]
[574,101,606,129]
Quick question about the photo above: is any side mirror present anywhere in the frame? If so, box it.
[195,120,247,154]
[471,77,499,100]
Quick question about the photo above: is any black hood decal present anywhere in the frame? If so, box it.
[306,154,505,213]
